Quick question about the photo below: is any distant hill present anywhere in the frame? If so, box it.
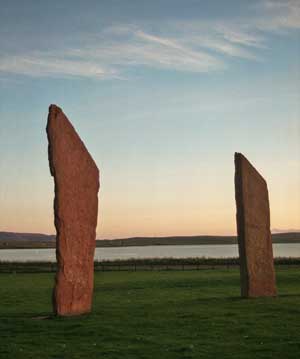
[96,232,300,247]
[0,232,56,249]
[0,232,55,241]
[1,231,300,249]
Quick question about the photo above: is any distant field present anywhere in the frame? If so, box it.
[0,269,300,358]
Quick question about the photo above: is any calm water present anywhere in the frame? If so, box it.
[0,243,299,262]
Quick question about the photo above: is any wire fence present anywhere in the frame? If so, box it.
[0,257,299,273]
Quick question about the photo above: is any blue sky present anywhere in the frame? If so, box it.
[0,0,299,238]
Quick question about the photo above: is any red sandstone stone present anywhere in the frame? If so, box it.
[234,152,277,298]
[47,104,100,316]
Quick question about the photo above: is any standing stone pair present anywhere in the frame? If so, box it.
[46,105,276,317]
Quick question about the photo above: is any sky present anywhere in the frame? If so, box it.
[0,0,299,239]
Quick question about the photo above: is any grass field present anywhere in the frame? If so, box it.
[0,269,300,359]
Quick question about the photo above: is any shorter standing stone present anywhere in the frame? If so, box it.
[234,152,277,298]
[47,104,100,316]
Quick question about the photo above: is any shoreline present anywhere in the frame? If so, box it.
[1,238,300,250]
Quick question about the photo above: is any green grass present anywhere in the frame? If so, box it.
[0,269,300,359]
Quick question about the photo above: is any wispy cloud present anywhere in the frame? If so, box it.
[256,0,300,31]
[0,0,299,79]
[92,29,224,72]
[0,54,117,79]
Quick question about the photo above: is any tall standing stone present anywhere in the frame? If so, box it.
[234,152,277,298]
[47,104,100,316]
